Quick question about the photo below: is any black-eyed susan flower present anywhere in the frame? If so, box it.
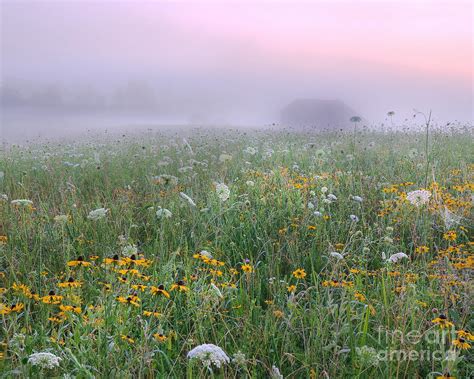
[354,292,366,302]
[143,310,161,317]
[116,295,141,307]
[415,245,429,254]
[431,314,454,329]
[58,277,83,288]
[150,285,170,298]
[241,264,253,273]
[170,280,189,292]
[153,333,167,342]
[452,337,471,350]
[67,256,92,267]
[41,291,63,305]
[104,254,120,265]
[121,335,135,344]
[287,285,296,293]
[443,231,457,241]
[292,268,307,279]
[131,284,147,292]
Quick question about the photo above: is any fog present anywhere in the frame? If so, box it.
[1,0,472,141]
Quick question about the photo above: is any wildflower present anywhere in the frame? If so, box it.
[116,295,141,307]
[215,183,230,202]
[292,268,307,279]
[187,343,230,368]
[415,246,429,254]
[327,193,337,201]
[153,332,168,342]
[143,310,162,317]
[351,195,363,203]
[246,180,255,187]
[273,310,284,318]
[42,291,63,305]
[244,147,257,155]
[156,207,172,219]
[406,190,431,207]
[219,153,232,163]
[270,365,284,379]
[355,345,379,367]
[104,254,120,265]
[53,214,70,223]
[67,256,92,267]
[443,230,457,241]
[0,235,7,245]
[330,252,344,260]
[153,174,178,186]
[179,192,196,207]
[150,285,170,298]
[59,305,81,314]
[354,292,366,302]
[170,280,189,292]
[121,335,135,344]
[232,351,247,366]
[11,199,34,207]
[452,338,471,350]
[58,277,82,288]
[456,330,474,340]
[287,285,296,293]
[431,314,454,329]
[349,214,359,222]
[241,264,254,273]
[386,252,408,263]
[87,207,108,220]
[28,352,61,369]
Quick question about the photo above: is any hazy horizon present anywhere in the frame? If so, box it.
[1,0,473,140]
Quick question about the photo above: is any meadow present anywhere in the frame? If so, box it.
[0,125,472,378]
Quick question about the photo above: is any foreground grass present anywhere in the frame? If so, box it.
[0,127,473,378]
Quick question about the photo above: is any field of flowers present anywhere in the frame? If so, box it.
[0,127,472,378]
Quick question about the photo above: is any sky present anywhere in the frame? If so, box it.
[1,0,473,130]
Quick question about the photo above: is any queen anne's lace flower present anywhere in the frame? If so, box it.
[330,252,344,260]
[156,207,172,219]
[406,190,431,207]
[187,343,230,368]
[180,192,196,207]
[87,208,108,220]
[215,183,230,202]
[28,352,61,369]
[11,199,33,207]
[387,252,408,263]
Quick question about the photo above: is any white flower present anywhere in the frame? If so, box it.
[215,183,230,202]
[122,244,138,257]
[351,195,363,203]
[321,187,328,194]
[219,154,233,163]
[87,208,108,221]
[440,207,461,229]
[313,211,322,217]
[246,180,255,187]
[199,250,213,259]
[187,343,230,368]
[406,190,431,207]
[28,352,61,369]
[349,214,359,222]
[330,252,344,260]
[180,192,196,207]
[327,193,337,201]
[0,194,8,201]
[54,215,69,223]
[307,202,315,209]
[232,351,247,366]
[11,199,33,207]
[156,207,172,219]
[270,365,284,379]
[387,252,408,263]
[244,147,257,155]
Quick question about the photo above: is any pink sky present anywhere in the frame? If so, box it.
[1,0,473,122]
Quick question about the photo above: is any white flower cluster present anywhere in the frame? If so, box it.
[11,199,33,207]
[87,207,108,221]
[180,192,196,207]
[215,183,230,202]
[28,352,61,369]
[406,190,431,207]
[187,343,230,368]
[387,252,408,263]
[156,206,172,219]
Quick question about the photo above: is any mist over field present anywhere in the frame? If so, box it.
[1,0,472,142]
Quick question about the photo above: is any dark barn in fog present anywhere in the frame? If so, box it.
[280,99,361,130]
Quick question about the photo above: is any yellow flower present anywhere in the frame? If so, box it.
[143,310,161,317]
[121,335,135,344]
[153,333,167,342]
[67,256,92,267]
[170,280,189,292]
[415,245,429,254]
[41,291,63,305]
[292,268,307,279]
[116,295,141,307]
[452,338,471,350]
[58,277,83,288]
[287,285,296,293]
[241,264,254,273]
[150,285,170,298]
[354,292,366,302]
[431,315,454,329]
[443,231,457,241]
[273,310,284,318]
